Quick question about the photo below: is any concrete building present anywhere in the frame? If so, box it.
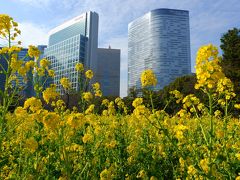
[96,47,120,96]
[128,8,191,92]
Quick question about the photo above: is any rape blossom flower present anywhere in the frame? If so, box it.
[85,70,94,79]
[75,62,84,72]
[141,69,157,87]
[60,77,71,90]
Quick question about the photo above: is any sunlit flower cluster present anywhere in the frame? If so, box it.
[141,69,157,87]
[60,77,72,90]
[195,44,225,90]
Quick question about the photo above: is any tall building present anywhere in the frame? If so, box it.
[96,47,120,96]
[44,11,99,94]
[128,8,191,92]
[45,11,121,97]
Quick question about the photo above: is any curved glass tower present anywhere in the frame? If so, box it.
[128,8,191,91]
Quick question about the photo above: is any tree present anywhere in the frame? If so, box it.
[220,28,240,102]
[220,28,240,62]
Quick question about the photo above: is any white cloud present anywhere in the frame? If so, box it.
[18,22,49,47]
[16,0,52,7]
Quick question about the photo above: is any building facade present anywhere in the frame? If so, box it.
[0,48,7,92]
[128,8,191,91]
[44,11,99,94]
[96,47,120,96]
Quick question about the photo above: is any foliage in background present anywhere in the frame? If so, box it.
[220,27,240,105]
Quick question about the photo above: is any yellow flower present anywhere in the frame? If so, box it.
[9,45,22,53]
[18,66,27,77]
[107,101,116,115]
[42,84,60,104]
[133,105,149,118]
[14,107,28,117]
[48,69,55,77]
[174,124,188,140]
[195,44,225,90]
[102,99,109,106]
[25,137,38,153]
[25,60,35,71]
[0,47,9,54]
[35,67,45,77]
[67,113,84,129]
[141,69,157,87]
[60,77,71,90]
[10,57,23,73]
[0,14,21,40]
[82,92,93,102]
[92,82,100,90]
[187,165,197,176]
[179,157,185,171]
[132,98,143,108]
[214,110,222,117]
[28,45,40,58]
[234,104,240,109]
[95,89,102,97]
[105,140,117,149]
[85,70,94,79]
[236,153,240,160]
[43,112,60,131]
[85,104,95,114]
[53,99,66,111]
[115,97,121,104]
[100,168,111,180]
[75,62,84,71]
[40,58,50,69]
[137,170,147,178]
[200,158,209,173]
[24,97,42,112]
[170,90,183,103]
[82,133,93,143]
[115,97,125,108]
[92,82,102,97]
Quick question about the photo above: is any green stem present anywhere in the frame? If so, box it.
[149,90,154,112]
[225,99,228,117]
[207,91,214,177]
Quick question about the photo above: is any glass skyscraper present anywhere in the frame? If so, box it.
[128,8,191,91]
[96,47,120,96]
[44,11,98,94]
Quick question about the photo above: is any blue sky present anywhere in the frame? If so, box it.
[1,0,240,97]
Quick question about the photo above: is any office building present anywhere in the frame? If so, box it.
[96,47,120,96]
[45,11,121,96]
[128,8,191,92]
[44,11,99,94]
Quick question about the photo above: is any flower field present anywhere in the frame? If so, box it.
[0,14,240,179]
